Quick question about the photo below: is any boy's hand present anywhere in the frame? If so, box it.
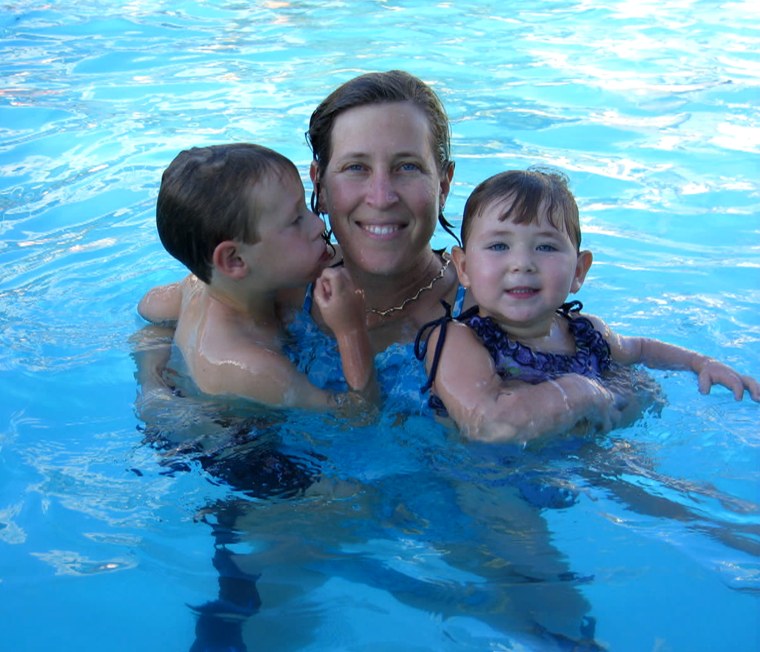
[313,267,377,398]
[696,359,760,402]
[313,267,366,335]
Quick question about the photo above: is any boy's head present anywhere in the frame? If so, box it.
[156,143,300,283]
[460,168,581,251]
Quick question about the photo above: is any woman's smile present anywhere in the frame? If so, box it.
[358,222,404,238]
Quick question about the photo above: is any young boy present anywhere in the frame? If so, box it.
[138,143,375,409]
[416,168,759,442]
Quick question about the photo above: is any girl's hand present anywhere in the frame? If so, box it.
[696,359,760,402]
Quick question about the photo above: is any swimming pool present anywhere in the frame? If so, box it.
[1,1,758,650]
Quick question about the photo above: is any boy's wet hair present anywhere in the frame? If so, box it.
[461,167,582,250]
[156,143,299,283]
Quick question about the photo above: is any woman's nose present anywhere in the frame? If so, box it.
[366,171,398,208]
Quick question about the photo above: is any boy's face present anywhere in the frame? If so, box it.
[242,170,331,289]
[452,196,591,338]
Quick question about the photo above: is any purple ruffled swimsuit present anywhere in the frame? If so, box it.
[414,301,612,414]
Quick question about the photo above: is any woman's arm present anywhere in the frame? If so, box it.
[426,323,622,443]
[590,315,760,402]
[137,277,187,323]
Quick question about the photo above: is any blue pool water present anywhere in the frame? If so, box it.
[1,1,759,650]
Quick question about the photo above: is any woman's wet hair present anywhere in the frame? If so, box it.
[306,70,459,244]
[461,167,582,250]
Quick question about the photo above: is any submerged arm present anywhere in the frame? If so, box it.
[426,323,621,443]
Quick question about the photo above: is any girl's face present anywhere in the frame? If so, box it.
[312,102,452,277]
[453,196,592,339]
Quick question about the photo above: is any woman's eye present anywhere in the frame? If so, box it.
[399,162,421,172]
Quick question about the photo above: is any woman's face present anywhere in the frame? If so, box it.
[312,101,452,277]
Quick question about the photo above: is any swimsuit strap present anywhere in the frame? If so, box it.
[414,301,479,393]
[558,299,583,316]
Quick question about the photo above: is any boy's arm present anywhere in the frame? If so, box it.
[426,322,623,443]
[204,349,341,410]
[138,278,186,323]
[590,315,760,402]
[313,267,378,400]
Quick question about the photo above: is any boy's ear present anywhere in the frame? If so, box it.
[570,250,593,293]
[451,246,470,288]
[212,241,248,279]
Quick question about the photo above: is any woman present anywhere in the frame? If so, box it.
[294,69,625,436]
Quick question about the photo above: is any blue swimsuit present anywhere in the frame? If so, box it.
[285,282,467,414]
[414,301,612,414]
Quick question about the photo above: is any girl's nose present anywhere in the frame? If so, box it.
[510,248,536,272]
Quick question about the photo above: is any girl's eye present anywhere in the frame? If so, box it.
[536,243,558,252]
[487,243,507,252]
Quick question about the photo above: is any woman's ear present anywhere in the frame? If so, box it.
[451,245,470,287]
[309,160,319,185]
[309,160,324,213]
[212,241,248,279]
[570,250,593,293]
[440,160,455,206]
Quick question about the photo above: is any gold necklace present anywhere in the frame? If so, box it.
[366,256,451,318]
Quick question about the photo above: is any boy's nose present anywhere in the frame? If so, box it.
[308,211,325,238]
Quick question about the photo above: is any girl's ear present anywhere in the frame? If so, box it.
[212,241,248,279]
[451,245,470,287]
[570,250,593,293]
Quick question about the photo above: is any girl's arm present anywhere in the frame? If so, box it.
[589,315,760,402]
[426,322,624,443]
[313,267,378,401]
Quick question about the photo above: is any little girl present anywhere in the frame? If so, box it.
[415,168,759,443]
